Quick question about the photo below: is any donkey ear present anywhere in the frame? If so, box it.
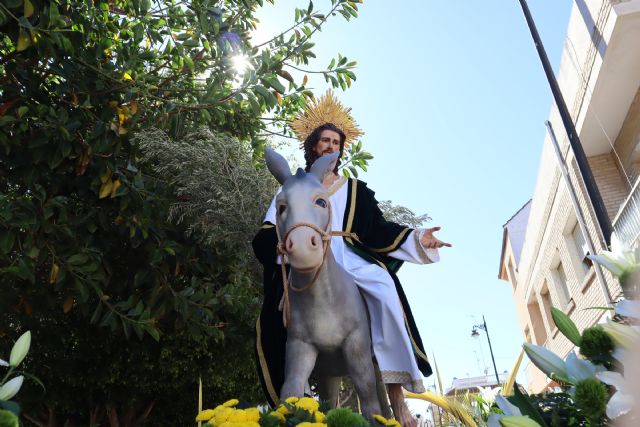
[265,147,292,185]
[309,151,340,182]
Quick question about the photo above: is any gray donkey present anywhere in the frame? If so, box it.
[265,148,388,420]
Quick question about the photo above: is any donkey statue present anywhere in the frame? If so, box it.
[264,148,389,421]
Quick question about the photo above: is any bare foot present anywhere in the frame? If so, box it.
[387,384,417,427]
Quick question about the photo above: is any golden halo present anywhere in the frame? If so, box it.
[290,90,363,148]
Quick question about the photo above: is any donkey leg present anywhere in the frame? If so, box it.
[317,376,341,409]
[280,339,318,401]
[342,333,381,421]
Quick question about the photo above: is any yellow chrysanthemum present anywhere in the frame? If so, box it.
[269,411,286,423]
[222,399,240,408]
[219,422,258,427]
[295,397,319,413]
[285,396,300,404]
[212,407,234,425]
[296,423,327,427]
[276,404,292,416]
[228,410,247,423]
[314,411,325,423]
[244,408,260,422]
[373,414,400,426]
[196,409,216,422]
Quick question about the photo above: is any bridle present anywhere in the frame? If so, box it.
[275,201,333,328]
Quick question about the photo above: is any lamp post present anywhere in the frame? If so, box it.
[471,315,501,386]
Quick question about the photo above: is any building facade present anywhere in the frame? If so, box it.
[499,0,640,392]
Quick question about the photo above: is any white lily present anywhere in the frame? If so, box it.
[478,386,500,406]
[612,347,626,363]
[615,299,640,320]
[0,359,8,367]
[596,370,634,419]
[0,376,24,401]
[588,233,640,280]
[9,331,31,368]
[566,352,606,383]
[601,320,640,350]
[523,343,568,382]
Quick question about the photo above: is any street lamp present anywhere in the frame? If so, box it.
[471,315,501,386]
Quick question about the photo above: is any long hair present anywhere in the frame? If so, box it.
[302,123,346,173]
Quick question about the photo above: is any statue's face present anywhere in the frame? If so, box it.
[312,129,341,158]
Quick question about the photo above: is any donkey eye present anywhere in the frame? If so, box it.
[278,204,287,215]
[315,198,327,208]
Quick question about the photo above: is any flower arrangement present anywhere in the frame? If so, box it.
[486,232,639,427]
[195,397,400,427]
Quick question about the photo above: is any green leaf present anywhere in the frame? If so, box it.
[254,85,276,104]
[67,253,88,266]
[507,384,549,427]
[145,325,160,342]
[90,303,103,324]
[141,0,151,14]
[263,76,286,94]
[49,3,59,22]
[0,231,15,255]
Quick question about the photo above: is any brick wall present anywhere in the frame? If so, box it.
[504,141,623,392]
[612,85,640,184]
[588,153,629,220]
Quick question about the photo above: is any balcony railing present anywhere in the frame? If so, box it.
[613,177,640,247]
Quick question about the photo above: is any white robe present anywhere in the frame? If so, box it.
[265,177,439,392]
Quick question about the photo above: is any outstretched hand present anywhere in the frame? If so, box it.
[420,226,452,249]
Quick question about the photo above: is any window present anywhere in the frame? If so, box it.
[528,298,548,345]
[571,222,592,274]
[540,284,555,332]
[553,260,571,308]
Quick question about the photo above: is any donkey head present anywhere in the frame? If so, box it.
[265,148,339,272]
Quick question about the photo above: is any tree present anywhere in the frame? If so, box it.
[0,0,363,424]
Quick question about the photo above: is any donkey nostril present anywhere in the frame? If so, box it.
[311,235,317,247]
[286,239,294,252]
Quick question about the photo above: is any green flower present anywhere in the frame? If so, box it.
[324,408,368,427]
[579,325,614,363]
[0,410,19,427]
[573,378,608,424]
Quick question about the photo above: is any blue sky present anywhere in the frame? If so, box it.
[253,0,574,406]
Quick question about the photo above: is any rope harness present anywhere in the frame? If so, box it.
[275,197,362,327]
[275,202,333,328]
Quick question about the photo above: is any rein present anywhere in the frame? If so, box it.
[275,195,361,328]
[275,202,334,328]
